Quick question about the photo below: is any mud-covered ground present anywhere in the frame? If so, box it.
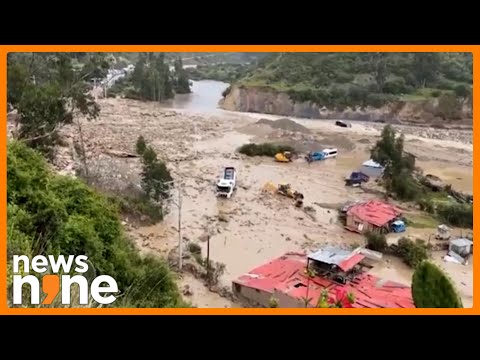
[52,98,473,308]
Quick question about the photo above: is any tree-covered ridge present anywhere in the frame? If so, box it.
[108,53,191,99]
[235,52,473,109]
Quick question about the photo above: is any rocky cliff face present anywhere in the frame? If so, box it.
[220,85,473,126]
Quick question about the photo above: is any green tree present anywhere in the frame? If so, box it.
[412,261,463,308]
[173,57,191,94]
[454,84,471,99]
[136,135,147,155]
[128,53,174,102]
[139,141,173,202]
[7,53,104,158]
[412,53,440,87]
[365,231,387,252]
[371,125,419,200]
[370,52,389,92]
[7,140,186,308]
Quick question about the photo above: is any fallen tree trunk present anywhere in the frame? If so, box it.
[104,150,140,158]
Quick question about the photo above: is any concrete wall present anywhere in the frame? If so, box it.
[346,214,375,233]
[274,290,306,308]
[232,282,272,307]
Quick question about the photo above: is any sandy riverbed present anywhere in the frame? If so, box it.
[53,98,473,308]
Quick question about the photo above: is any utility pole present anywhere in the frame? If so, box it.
[206,232,211,289]
[161,179,184,271]
[92,78,100,102]
[177,183,183,271]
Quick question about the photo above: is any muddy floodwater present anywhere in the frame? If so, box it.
[57,80,473,308]
[164,80,230,115]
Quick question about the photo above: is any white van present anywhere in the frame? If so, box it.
[322,148,338,159]
[216,167,237,198]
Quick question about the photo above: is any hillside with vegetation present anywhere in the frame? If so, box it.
[7,141,187,308]
[220,52,473,124]
[7,52,188,308]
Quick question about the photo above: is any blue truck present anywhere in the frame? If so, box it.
[345,172,370,186]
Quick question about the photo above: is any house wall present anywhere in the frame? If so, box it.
[232,282,272,307]
[346,214,376,233]
[274,290,306,308]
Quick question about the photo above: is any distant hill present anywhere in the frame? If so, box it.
[237,52,472,106]
[220,52,473,124]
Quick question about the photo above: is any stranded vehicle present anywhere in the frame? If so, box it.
[216,167,237,198]
[305,148,338,163]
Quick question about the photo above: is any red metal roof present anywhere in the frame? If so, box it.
[346,200,402,227]
[233,253,415,308]
[234,253,307,293]
[337,253,365,272]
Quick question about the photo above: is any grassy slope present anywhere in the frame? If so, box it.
[231,53,473,109]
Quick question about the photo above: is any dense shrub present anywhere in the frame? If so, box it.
[436,203,473,228]
[454,84,471,98]
[365,232,388,252]
[238,143,295,157]
[394,238,429,268]
[383,78,410,95]
[417,198,435,214]
[412,261,463,308]
[7,140,186,308]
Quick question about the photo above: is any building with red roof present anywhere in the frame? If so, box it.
[232,249,414,308]
[345,199,402,234]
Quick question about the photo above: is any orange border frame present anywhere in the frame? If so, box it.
[1,45,478,315]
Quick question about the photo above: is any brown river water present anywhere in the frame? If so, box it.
[117,80,473,308]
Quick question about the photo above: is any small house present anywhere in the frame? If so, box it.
[232,250,414,308]
[345,200,402,234]
[360,159,384,178]
[449,238,473,258]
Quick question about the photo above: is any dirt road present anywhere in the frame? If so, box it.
[56,98,473,308]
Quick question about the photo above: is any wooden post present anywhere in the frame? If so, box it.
[206,233,211,289]
[305,258,310,308]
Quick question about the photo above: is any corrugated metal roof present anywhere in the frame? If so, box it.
[347,200,401,227]
[307,247,352,265]
[233,252,307,294]
[307,247,365,272]
[450,238,473,247]
[233,253,415,308]
[338,253,365,272]
[234,253,415,308]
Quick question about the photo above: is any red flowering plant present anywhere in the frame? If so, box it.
[317,288,355,308]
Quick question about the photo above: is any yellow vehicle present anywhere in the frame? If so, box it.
[262,182,304,207]
[274,151,295,163]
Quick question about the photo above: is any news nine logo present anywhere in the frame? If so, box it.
[12,255,119,306]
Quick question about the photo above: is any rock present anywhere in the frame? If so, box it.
[218,213,229,223]
[121,221,127,226]
[286,237,292,242]
[199,233,209,242]
[182,285,193,296]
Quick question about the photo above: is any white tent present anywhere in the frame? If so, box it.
[360,159,384,177]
